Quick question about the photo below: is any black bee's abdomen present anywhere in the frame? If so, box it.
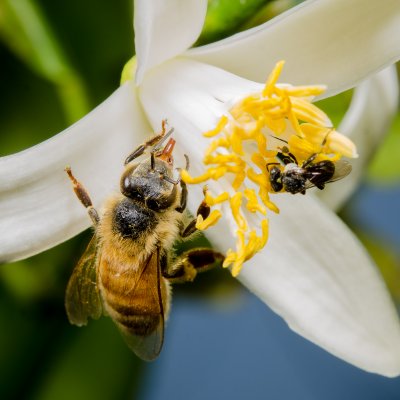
[113,198,157,239]
[307,161,335,189]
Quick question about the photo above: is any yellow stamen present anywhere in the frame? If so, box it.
[205,191,230,206]
[300,123,332,145]
[230,126,244,155]
[229,192,247,231]
[259,187,279,214]
[231,230,246,277]
[288,135,320,162]
[182,61,356,276]
[284,85,327,97]
[291,97,332,126]
[196,210,222,230]
[203,115,229,137]
[263,60,285,97]
[209,166,228,180]
[325,130,359,158]
[205,137,230,156]
[181,169,210,184]
[244,189,267,215]
[223,249,237,269]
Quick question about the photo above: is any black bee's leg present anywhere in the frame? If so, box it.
[65,167,99,226]
[179,187,210,237]
[162,248,225,283]
[266,162,281,172]
[302,153,317,168]
[124,119,170,165]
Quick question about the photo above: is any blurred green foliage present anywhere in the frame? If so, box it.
[196,0,302,46]
[0,0,91,123]
[0,0,400,399]
[368,115,400,184]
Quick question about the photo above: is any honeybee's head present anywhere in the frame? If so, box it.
[121,138,178,211]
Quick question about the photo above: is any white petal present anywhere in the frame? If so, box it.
[139,59,262,199]
[238,194,400,377]
[318,66,399,210]
[139,58,262,130]
[134,0,207,84]
[186,0,400,97]
[139,59,400,375]
[0,83,151,262]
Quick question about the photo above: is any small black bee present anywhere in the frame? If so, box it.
[267,145,352,195]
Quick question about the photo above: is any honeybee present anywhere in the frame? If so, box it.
[267,144,352,195]
[65,121,224,361]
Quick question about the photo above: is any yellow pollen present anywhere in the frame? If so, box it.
[182,61,357,276]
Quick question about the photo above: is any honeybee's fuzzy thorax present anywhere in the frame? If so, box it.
[98,193,183,264]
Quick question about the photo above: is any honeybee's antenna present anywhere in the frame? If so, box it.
[150,152,155,171]
[162,175,180,185]
[152,128,175,153]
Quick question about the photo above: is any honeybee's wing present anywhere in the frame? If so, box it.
[65,235,103,326]
[305,160,352,190]
[118,248,165,361]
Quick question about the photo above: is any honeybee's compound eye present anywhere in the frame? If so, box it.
[121,176,144,202]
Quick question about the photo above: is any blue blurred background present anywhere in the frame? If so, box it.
[1,1,400,399]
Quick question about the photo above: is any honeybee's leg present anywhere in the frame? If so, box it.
[175,155,190,213]
[124,119,169,165]
[175,180,188,213]
[65,167,99,226]
[179,187,210,237]
[162,248,224,283]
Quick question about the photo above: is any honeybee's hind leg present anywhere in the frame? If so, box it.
[162,248,224,283]
[124,119,170,165]
[65,167,99,226]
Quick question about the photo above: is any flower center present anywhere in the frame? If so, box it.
[181,61,357,277]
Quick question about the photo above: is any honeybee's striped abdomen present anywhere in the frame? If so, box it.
[99,253,168,337]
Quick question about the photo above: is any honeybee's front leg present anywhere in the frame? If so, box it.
[124,119,168,165]
[179,186,210,237]
[162,248,224,283]
[65,167,99,226]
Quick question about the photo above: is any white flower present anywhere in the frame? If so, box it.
[1,0,400,376]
